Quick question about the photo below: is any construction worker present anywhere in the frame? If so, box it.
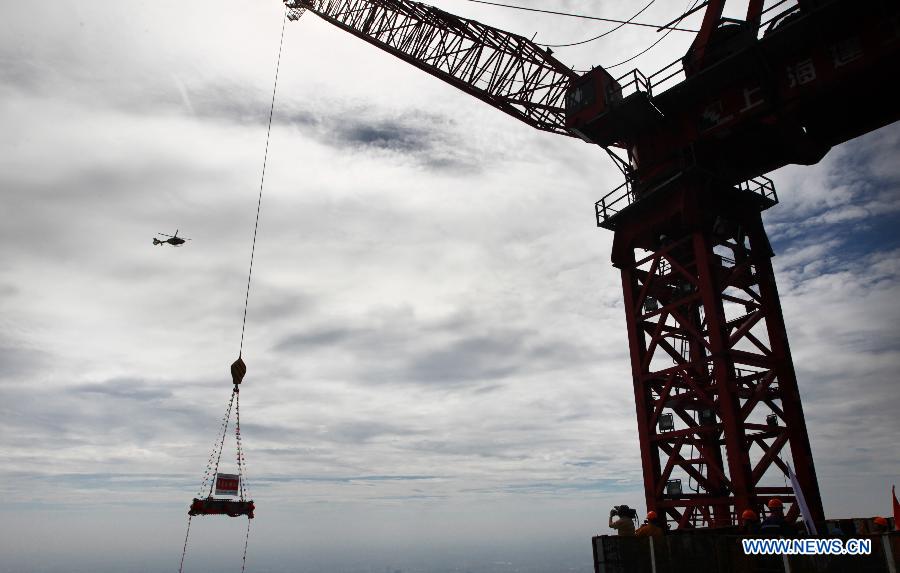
[760,498,791,536]
[871,516,889,534]
[609,507,636,536]
[739,509,761,535]
[635,511,665,539]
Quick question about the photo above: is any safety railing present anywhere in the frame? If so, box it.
[646,57,685,95]
[613,68,653,101]
[736,175,779,206]
[594,179,635,229]
[595,175,778,228]
[612,1,802,102]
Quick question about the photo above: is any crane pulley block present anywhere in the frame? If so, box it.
[231,357,247,387]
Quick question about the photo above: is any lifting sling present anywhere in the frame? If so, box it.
[178,358,254,573]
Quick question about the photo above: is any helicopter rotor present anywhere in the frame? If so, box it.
[157,232,191,241]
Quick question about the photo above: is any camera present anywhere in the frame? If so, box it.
[610,504,637,519]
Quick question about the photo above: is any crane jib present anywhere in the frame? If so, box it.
[283,0,579,137]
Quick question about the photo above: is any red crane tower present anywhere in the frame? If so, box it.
[282,0,900,529]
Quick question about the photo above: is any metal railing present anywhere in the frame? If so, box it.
[736,175,778,205]
[608,1,802,104]
[612,68,653,101]
[594,179,635,228]
[595,175,779,228]
[646,57,686,95]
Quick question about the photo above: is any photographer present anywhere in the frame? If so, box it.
[608,505,637,536]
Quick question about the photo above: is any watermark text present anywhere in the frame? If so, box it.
[742,538,872,556]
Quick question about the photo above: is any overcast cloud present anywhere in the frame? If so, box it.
[1,1,898,572]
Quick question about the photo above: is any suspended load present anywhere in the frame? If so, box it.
[178,358,255,572]
[187,471,255,518]
[186,357,253,519]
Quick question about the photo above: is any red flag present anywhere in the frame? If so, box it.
[893,485,900,531]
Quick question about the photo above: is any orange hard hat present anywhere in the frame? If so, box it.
[741,509,758,521]
[647,511,658,520]
[873,516,888,526]
[767,498,783,509]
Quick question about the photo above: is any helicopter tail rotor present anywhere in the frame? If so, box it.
[153,238,162,245]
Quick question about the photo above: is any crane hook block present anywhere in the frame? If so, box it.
[231,357,247,386]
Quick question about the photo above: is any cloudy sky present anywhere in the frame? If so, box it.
[1,1,898,571]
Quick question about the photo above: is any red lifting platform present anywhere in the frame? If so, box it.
[189,497,255,519]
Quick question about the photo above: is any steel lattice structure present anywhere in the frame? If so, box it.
[284,0,577,135]
[610,179,823,528]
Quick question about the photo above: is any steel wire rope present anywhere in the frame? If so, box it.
[197,394,237,496]
[239,7,287,356]
[235,391,251,501]
[241,518,252,573]
[535,0,657,48]
[178,515,193,573]
[604,0,701,70]
[461,0,697,32]
[208,392,237,498]
[229,7,289,570]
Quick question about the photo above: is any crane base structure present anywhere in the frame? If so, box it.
[599,174,822,530]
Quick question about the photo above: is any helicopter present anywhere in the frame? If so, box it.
[153,230,191,246]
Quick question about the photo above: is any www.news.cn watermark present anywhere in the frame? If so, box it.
[742,538,872,556]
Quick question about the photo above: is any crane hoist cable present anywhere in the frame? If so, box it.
[461,0,698,32]
[535,0,658,48]
[604,0,701,69]
[177,7,288,572]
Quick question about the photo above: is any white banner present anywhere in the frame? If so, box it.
[787,464,817,535]
[215,473,240,496]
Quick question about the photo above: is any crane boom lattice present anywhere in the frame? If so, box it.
[285,0,578,136]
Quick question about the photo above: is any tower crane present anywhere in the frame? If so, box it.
[281,0,900,529]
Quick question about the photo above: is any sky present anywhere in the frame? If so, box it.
[1,1,898,572]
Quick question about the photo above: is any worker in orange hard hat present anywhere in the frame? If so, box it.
[871,516,889,534]
[739,508,761,535]
[635,510,665,539]
[760,498,790,537]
